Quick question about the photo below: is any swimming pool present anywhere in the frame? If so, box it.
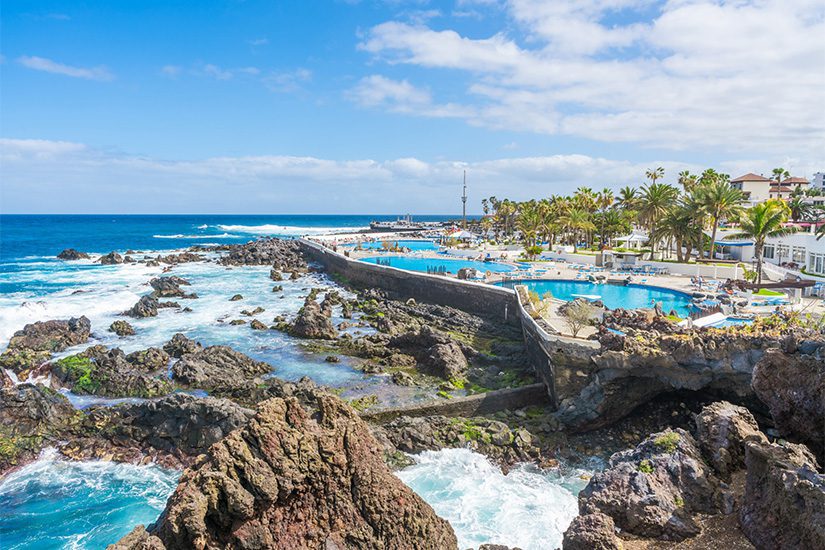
[344,240,439,252]
[361,256,516,273]
[498,279,693,316]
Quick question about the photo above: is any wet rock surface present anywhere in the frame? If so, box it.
[562,512,622,550]
[170,345,272,391]
[116,391,458,549]
[124,295,159,318]
[50,345,173,398]
[0,316,92,374]
[98,251,124,265]
[57,248,90,260]
[109,320,136,337]
[213,237,307,268]
[149,276,195,299]
[290,291,338,340]
[162,333,202,358]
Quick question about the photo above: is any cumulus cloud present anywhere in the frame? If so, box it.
[17,55,113,81]
[354,0,825,156]
[3,138,820,214]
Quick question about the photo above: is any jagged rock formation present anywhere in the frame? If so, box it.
[215,238,306,268]
[155,252,205,264]
[162,333,203,358]
[171,346,272,391]
[740,440,825,549]
[374,415,540,467]
[577,428,723,541]
[63,394,254,468]
[149,276,195,299]
[124,295,159,318]
[50,345,172,398]
[0,316,91,375]
[98,251,124,264]
[57,248,90,260]
[0,379,79,474]
[290,292,338,340]
[388,325,473,381]
[694,400,767,479]
[562,513,622,550]
[114,391,457,549]
[109,320,136,336]
[752,346,824,456]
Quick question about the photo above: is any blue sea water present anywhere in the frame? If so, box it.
[0,215,590,549]
[498,279,693,317]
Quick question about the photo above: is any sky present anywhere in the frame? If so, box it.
[1,0,824,214]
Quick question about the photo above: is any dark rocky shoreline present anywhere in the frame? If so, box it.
[2,237,823,549]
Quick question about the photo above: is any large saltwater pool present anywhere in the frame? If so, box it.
[360,256,515,274]
[343,239,439,252]
[498,279,693,317]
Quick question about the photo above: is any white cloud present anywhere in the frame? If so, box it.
[201,64,235,80]
[355,1,825,157]
[17,55,114,81]
[349,75,474,117]
[161,65,182,77]
[3,138,821,214]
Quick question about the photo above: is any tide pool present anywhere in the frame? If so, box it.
[499,279,693,317]
[397,448,590,550]
[0,450,179,550]
[361,255,515,273]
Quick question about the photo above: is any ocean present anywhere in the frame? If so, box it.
[0,214,589,550]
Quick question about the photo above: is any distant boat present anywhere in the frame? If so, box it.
[369,215,442,232]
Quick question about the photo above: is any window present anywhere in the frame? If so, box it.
[792,246,806,262]
[763,245,775,259]
[810,253,825,275]
[777,245,789,260]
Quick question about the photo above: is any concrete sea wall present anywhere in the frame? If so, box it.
[299,238,520,326]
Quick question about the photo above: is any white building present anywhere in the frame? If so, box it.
[812,172,825,191]
[717,224,825,278]
[730,173,773,206]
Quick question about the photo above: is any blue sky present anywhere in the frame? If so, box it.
[2,0,823,213]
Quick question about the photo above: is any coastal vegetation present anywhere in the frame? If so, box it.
[476,166,817,264]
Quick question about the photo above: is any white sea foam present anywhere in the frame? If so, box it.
[196,224,209,229]
[397,448,591,550]
[152,233,239,239]
[216,224,367,236]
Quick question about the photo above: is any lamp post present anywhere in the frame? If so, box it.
[462,170,467,229]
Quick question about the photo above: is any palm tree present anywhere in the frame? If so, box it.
[616,186,639,210]
[787,193,816,222]
[658,200,704,262]
[771,167,790,185]
[694,178,744,260]
[730,200,795,283]
[645,167,665,185]
[638,182,679,259]
[558,208,596,253]
[678,170,698,193]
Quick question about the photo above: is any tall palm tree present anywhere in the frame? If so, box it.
[677,170,698,193]
[787,193,816,222]
[645,167,665,185]
[771,167,790,185]
[658,200,704,262]
[730,200,795,283]
[638,182,679,259]
[558,208,596,253]
[616,186,639,210]
[694,178,744,259]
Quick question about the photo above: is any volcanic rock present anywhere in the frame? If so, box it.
[578,428,724,541]
[116,391,457,549]
[562,513,622,550]
[125,347,170,371]
[0,316,91,374]
[217,238,306,268]
[740,440,825,549]
[124,295,159,318]
[694,400,767,479]
[162,333,202,358]
[149,276,193,298]
[98,251,124,265]
[171,346,272,391]
[109,320,136,337]
[290,293,338,340]
[57,248,90,260]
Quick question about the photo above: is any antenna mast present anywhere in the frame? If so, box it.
[462,170,467,229]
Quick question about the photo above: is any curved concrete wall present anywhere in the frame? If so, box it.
[299,238,520,326]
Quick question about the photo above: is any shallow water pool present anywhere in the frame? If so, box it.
[498,279,693,317]
[342,239,439,252]
[360,255,515,274]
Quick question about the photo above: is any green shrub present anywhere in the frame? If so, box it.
[638,459,654,474]
[654,432,681,453]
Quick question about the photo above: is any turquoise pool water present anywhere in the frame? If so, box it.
[498,279,692,316]
[344,240,439,252]
[361,256,515,273]
[708,317,754,328]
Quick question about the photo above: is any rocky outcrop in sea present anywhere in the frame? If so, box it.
[0,316,91,376]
